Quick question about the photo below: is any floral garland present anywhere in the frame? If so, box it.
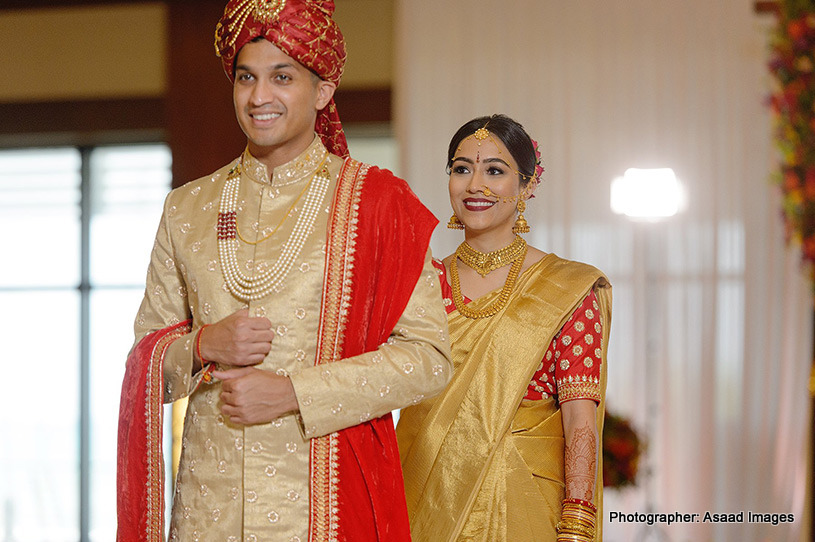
[602,409,643,489]
[768,0,815,284]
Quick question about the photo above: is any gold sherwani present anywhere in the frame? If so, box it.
[397,254,611,542]
[132,137,451,541]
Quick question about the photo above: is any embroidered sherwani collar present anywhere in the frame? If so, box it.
[242,135,330,187]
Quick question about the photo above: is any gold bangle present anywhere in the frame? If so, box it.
[559,515,596,529]
[561,505,597,525]
[556,528,594,542]
[556,522,596,537]
[559,513,596,528]
[561,508,596,514]
[556,520,596,535]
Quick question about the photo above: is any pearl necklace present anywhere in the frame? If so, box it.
[450,237,527,319]
[217,156,331,301]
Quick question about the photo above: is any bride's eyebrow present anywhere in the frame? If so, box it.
[483,158,511,167]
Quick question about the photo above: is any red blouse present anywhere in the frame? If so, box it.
[433,259,602,404]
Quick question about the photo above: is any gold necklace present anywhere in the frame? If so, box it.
[450,238,527,319]
[456,235,526,277]
[236,157,325,245]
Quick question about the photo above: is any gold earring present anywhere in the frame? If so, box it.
[512,200,530,234]
[447,214,465,230]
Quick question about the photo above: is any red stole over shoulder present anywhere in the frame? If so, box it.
[117,320,191,542]
[116,159,436,541]
[309,158,437,542]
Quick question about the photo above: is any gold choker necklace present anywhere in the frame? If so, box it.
[451,237,527,319]
[456,235,526,277]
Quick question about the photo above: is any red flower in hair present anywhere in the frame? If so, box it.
[530,137,544,183]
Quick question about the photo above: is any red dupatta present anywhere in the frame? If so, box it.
[117,320,191,541]
[309,158,437,542]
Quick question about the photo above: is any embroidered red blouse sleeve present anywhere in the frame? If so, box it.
[525,290,603,403]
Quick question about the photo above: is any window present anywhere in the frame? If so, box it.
[0,145,172,542]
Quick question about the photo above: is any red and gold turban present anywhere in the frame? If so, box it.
[215,0,349,157]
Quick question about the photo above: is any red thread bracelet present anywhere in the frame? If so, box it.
[196,325,214,383]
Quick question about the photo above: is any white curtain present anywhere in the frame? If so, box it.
[394,1,812,540]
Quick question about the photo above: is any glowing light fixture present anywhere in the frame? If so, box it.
[610,168,684,220]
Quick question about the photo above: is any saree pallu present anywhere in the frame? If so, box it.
[397,254,611,542]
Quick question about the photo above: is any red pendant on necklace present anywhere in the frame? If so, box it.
[217,211,237,240]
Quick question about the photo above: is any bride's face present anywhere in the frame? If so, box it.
[448,135,523,237]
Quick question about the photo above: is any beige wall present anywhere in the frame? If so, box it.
[334,0,393,89]
[0,0,392,103]
[0,3,168,101]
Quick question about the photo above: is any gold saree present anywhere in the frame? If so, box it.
[397,254,611,542]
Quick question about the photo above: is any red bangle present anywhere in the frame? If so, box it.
[562,498,597,512]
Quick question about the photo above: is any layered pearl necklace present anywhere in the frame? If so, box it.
[217,155,331,301]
